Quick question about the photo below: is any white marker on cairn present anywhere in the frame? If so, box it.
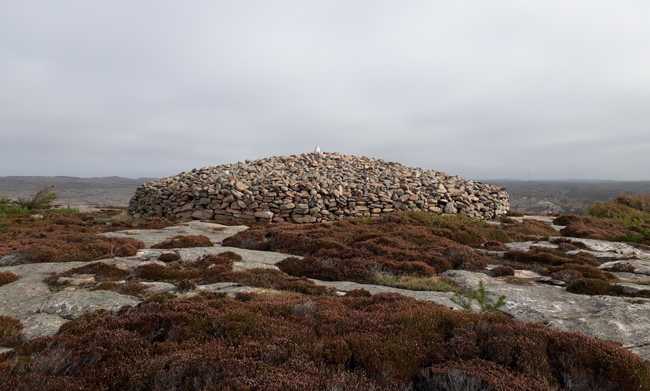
[314,146,321,153]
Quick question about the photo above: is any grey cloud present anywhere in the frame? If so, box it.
[1,0,649,180]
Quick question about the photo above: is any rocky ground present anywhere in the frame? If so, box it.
[2,215,650,362]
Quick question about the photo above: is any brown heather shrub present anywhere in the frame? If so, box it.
[604,262,637,273]
[483,240,507,251]
[157,252,180,262]
[0,315,22,347]
[555,214,638,241]
[133,263,200,282]
[92,281,150,297]
[616,194,650,213]
[135,217,175,230]
[551,269,583,283]
[502,219,560,237]
[557,241,578,252]
[225,213,520,284]
[490,265,515,277]
[151,235,213,249]
[566,278,612,295]
[548,263,612,282]
[176,279,197,292]
[44,262,128,286]
[504,248,571,267]
[217,251,243,260]
[0,271,20,286]
[4,293,647,390]
[345,288,372,297]
[125,254,327,296]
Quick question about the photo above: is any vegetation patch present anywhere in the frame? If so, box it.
[47,207,79,214]
[4,293,646,390]
[92,281,151,297]
[0,316,22,347]
[502,219,560,236]
[0,271,20,286]
[372,272,458,292]
[226,212,530,285]
[151,235,214,249]
[157,252,181,262]
[0,210,147,265]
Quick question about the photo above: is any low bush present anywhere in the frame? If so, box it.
[566,278,612,295]
[16,185,58,210]
[151,235,214,249]
[5,231,145,264]
[555,214,635,241]
[92,281,150,297]
[157,252,180,262]
[0,205,30,215]
[616,194,650,213]
[226,212,522,285]
[0,316,21,347]
[483,241,507,251]
[604,262,636,273]
[589,202,650,225]
[47,207,79,214]
[451,281,507,314]
[0,271,20,286]
[2,293,648,390]
[372,272,458,292]
[490,265,515,277]
[217,251,243,260]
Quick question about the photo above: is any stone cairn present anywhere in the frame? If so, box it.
[128,152,509,223]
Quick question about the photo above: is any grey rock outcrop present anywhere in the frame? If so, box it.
[128,152,510,223]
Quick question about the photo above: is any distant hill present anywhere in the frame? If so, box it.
[0,176,159,207]
[2,176,649,213]
[484,180,650,214]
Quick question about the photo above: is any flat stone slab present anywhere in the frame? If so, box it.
[20,313,69,341]
[99,221,248,247]
[136,246,296,269]
[38,290,141,319]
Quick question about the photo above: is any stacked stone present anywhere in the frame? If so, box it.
[128,152,509,223]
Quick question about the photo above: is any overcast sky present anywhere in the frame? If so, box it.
[2,1,649,181]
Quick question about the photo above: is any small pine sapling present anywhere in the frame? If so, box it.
[450,281,507,314]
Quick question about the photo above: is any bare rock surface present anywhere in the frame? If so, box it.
[2,219,650,363]
[100,221,248,247]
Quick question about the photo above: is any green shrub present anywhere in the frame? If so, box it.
[588,202,650,225]
[17,185,58,210]
[451,281,507,314]
[0,212,4,228]
[0,204,30,215]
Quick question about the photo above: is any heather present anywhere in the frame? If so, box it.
[555,193,650,244]
[225,211,528,284]
[0,211,174,265]
[1,292,649,390]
